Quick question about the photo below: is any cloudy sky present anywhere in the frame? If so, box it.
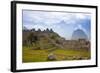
[23,10,91,40]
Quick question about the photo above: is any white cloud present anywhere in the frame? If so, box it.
[23,10,91,40]
[33,25,46,31]
[23,10,77,26]
[74,24,88,38]
[23,10,91,27]
[76,13,91,19]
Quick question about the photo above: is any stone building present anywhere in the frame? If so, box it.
[63,39,90,50]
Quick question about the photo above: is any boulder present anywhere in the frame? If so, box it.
[47,53,57,61]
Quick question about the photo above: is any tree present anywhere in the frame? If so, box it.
[37,29,41,32]
[46,28,49,32]
[31,28,35,31]
[50,29,53,33]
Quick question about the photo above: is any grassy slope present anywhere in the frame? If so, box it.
[22,46,90,63]
[22,30,90,63]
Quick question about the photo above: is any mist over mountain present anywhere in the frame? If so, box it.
[72,29,88,40]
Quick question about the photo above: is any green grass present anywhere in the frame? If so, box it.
[22,46,91,63]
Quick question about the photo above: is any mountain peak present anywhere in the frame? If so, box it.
[72,29,88,40]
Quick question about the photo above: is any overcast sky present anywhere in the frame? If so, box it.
[23,10,91,40]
